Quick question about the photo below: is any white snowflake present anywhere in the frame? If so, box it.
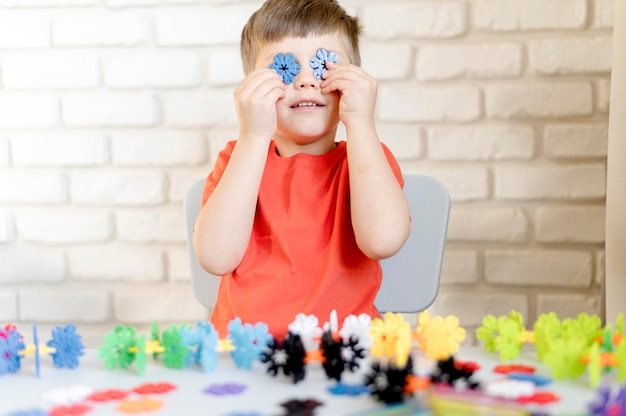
[288,313,322,351]
[339,314,373,349]
[484,379,535,399]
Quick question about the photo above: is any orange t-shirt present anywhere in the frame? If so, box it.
[201,140,404,338]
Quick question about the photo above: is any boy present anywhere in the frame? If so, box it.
[193,0,411,338]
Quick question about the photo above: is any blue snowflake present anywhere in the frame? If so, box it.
[269,53,300,84]
[182,321,216,367]
[327,382,370,396]
[228,318,272,370]
[309,48,337,80]
[47,324,85,369]
[4,409,49,416]
[200,325,219,373]
[0,329,25,375]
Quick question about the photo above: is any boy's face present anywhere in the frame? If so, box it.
[254,32,350,152]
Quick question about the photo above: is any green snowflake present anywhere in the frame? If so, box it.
[542,335,588,380]
[476,311,525,361]
[98,325,139,371]
[534,312,562,361]
[161,325,188,369]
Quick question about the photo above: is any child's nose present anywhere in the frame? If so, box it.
[294,70,319,89]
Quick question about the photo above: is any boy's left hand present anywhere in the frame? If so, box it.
[320,62,377,127]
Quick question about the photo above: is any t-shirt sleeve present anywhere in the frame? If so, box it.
[381,142,405,188]
[201,140,237,207]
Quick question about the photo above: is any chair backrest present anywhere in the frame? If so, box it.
[184,173,450,314]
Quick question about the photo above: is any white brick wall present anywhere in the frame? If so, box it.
[0,0,609,345]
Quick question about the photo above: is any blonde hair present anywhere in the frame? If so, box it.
[240,0,362,74]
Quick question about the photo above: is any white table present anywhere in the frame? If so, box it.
[0,347,604,415]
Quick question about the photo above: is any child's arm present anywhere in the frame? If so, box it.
[193,69,286,275]
[322,63,411,259]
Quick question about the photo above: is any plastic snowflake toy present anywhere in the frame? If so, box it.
[320,330,365,382]
[269,52,300,84]
[260,332,307,384]
[228,318,272,370]
[47,324,85,369]
[309,48,337,80]
[0,329,25,375]
[363,355,414,404]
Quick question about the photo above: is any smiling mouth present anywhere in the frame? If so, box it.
[292,102,324,108]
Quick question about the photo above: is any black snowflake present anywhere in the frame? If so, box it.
[320,331,365,382]
[363,356,414,404]
[430,356,480,389]
[259,332,306,384]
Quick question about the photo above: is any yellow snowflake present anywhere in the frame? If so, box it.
[416,310,466,360]
[369,311,412,367]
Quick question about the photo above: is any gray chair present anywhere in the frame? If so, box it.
[184,173,450,314]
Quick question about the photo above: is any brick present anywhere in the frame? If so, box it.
[20,288,109,323]
[473,0,587,31]
[208,47,245,86]
[167,247,191,282]
[2,0,97,5]
[164,90,237,127]
[362,3,468,40]
[428,292,528,326]
[169,169,208,203]
[105,0,157,6]
[594,0,614,28]
[0,94,59,128]
[448,206,528,242]
[114,287,209,323]
[156,5,257,46]
[116,207,187,243]
[596,251,605,286]
[361,43,413,80]
[3,53,100,89]
[494,164,605,200]
[105,52,201,88]
[429,125,534,161]
[0,290,17,321]
[70,170,166,205]
[53,12,151,46]
[536,206,605,243]
[417,43,522,81]
[63,93,159,127]
[0,16,49,48]
[377,124,424,161]
[405,166,490,201]
[543,124,608,158]
[11,132,109,166]
[69,245,164,281]
[485,249,593,287]
[485,82,593,119]
[529,37,612,75]
[0,136,8,167]
[440,250,479,285]
[378,86,481,122]
[0,247,65,283]
[536,294,601,319]
[15,208,111,244]
[0,170,66,203]
[597,79,611,113]
[0,211,13,242]
[111,130,207,166]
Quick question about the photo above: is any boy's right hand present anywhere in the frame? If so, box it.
[234,68,286,144]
